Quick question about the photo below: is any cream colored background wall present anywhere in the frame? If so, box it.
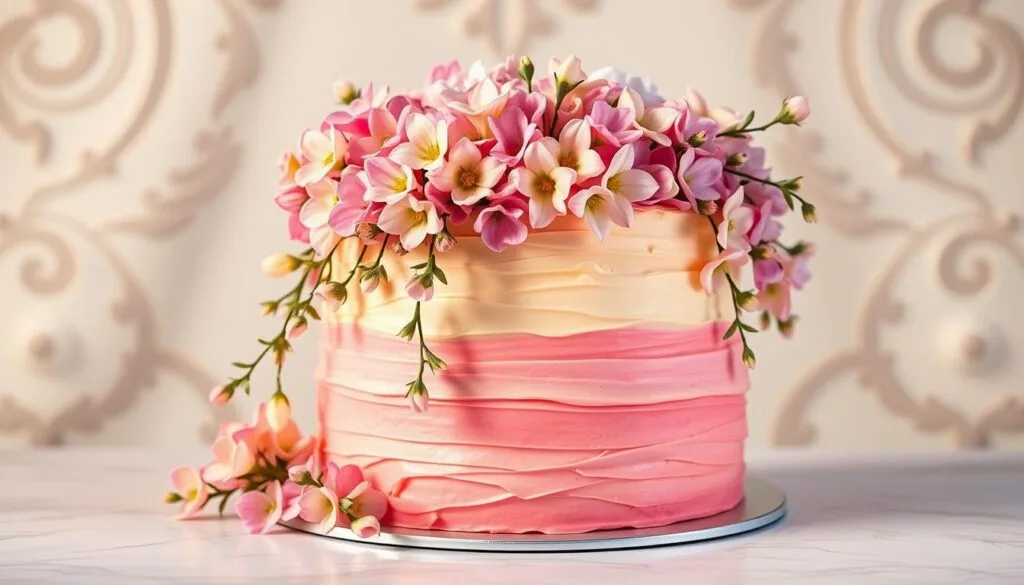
[2,0,1022,450]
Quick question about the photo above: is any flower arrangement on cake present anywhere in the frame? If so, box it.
[166,55,813,538]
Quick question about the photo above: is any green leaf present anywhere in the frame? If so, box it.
[782,189,795,210]
[231,361,250,369]
[378,265,389,283]
[739,322,759,333]
[397,319,417,341]
[305,305,321,321]
[740,110,755,130]
[424,347,448,372]
[257,338,272,346]
[409,262,428,270]
[433,265,448,285]
[218,493,231,517]
[723,320,740,340]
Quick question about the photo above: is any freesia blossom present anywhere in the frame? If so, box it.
[261,253,301,278]
[342,480,389,528]
[617,87,678,146]
[168,466,208,519]
[298,484,341,533]
[700,249,750,294]
[202,428,255,485]
[295,128,348,187]
[427,138,505,205]
[377,195,443,250]
[351,515,381,538]
[390,113,448,170]
[546,119,604,184]
[757,281,792,321]
[488,107,539,166]
[278,152,301,189]
[717,192,755,251]
[677,148,724,208]
[235,480,284,535]
[447,77,508,139]
[588,66,663,106]
[474,202,528,252]
[567,145,659,240]
[208,384,232,406]
[364,157,417,204]
[327,171,371,237]
[780,96,811,124]
[510,141,576,228]
[266,392,291,432]
[406,275,434,301]
[585,100,643,147]
[300,178,341,256]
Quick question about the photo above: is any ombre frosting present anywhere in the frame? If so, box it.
[317,210,750,534]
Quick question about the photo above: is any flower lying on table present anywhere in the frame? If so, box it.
[165,401,387,537]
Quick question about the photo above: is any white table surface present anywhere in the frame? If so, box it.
[2,448,1023,584]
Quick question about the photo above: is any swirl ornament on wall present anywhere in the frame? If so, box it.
[0,0,282,445]
[730,0,1024,448]
[414,0,598,57]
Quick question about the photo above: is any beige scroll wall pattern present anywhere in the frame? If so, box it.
[0,0,285,445]
[1,0,1022,450]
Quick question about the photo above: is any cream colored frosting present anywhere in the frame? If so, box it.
[328,210,733,338]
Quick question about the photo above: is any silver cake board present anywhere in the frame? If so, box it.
[278,478,786,553]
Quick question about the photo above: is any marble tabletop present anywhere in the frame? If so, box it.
[2,448,1023,584]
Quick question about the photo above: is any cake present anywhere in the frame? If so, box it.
[166,55,813,540]
[317,212,748,534]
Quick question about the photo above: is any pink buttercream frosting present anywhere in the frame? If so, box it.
[317,321,748,534]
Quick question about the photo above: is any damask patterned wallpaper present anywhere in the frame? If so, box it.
[2,0,1022,450]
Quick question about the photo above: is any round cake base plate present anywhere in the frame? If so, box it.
[278,477,785,553]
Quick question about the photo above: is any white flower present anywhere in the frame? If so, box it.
[377,195,443,250]
[588,66,663,106]
[295,127,348,187]
[389,113,448,171]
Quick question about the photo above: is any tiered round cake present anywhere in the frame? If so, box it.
[317,210,748,534]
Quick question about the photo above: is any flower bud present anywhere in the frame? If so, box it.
[288,464,315,486]
[164,491,184,504]
[272,339,290,367]
[390,240,409,256]
[687,130,708,148]
[333,80,359,105]
[697,199,719,216]
[266,392,292,431]
[407,379,429,413]
[260,301,279,316]
[760,311,772,331]
[405,275,434,302]
[518,55,535,86]
[361,269,381,294]
[778,95,810,124]
[355,222,382,240]
[208,384,233,407]
[726,151,748,167]
[316,282,348,312]
[549,55,584,96]
[434,228,457,253]
[801,202,817,223]
[261,253,302,278]
[288,317,308,339]
[737,291,758,312]
[778,317,797,339]
[742,346,757,369]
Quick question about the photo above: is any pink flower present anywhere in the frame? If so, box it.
[684,88,708,117]
[377,195,442,250]
[750,201,783,245]
[547,119,605,184]
[757,281,792,321]
[700,248,750,294]
[202,431,255,485]
[300,178,341,256]
[780,96,811,124]
[488,107,539,166]
[351,515,381,538]
[446,77,508,139]
[754,258,784,291]
[673,106,719,151]
[341,480,389,528]
[717,193,755,251]
[617,87,678,146]
[235,480,284,535]
[585,100,643,147]
[267,419,317,465]
[347,107,398,163]
[570,144,659,229]
[427,138,506,206]
[677,148,724,207]
[298,485,341,533]
[295,128,348,187]
[168,466,208,519]
[278,152,301,190]
[275,188,308,214]
[406,275,434,301]
[390,113,448,171]
[410,389,429,413]
[327,171,371,237]
[473,202,528,252]
[364,157,417,204]
[509,141,576,228]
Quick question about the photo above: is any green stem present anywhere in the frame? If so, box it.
[719,121,778,138]
[725,169,810,206]
[364,235,391,270]
[705,216,754,354]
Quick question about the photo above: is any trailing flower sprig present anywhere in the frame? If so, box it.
[398,228,449,412]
